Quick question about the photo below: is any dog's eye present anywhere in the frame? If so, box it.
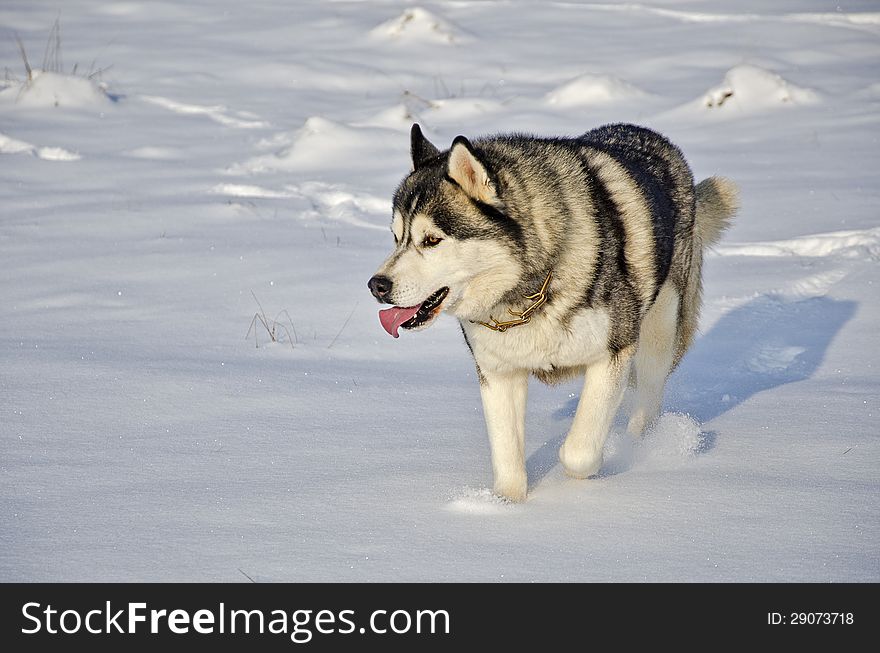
[422,235,443,248]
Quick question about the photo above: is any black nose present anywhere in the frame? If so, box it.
[368,275,393,302]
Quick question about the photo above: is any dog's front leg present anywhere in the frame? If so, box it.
[479,368,529,502]
[559,349,634,478]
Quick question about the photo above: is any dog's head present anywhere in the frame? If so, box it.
[368,125,523,337]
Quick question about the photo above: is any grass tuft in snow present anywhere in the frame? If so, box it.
[40,17,63,75]
[245,292,298,349]
[4,20,118,107]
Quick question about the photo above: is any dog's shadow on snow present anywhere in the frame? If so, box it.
[526,294,856,485]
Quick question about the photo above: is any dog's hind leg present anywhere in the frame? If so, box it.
[479,368,529,502]
[627,283,679,436]
[559,348,633,478]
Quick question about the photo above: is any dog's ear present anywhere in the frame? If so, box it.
[410,124,439,171]
[447,136,500,205]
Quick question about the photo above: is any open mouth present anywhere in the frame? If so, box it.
[378,287,449,338]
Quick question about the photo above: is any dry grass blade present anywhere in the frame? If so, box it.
[41,17,62,73]
[275,309,299,344]
[327,303,358,349]
[14,33,32,82]
[88,64,113,80]
[245,292,296,349]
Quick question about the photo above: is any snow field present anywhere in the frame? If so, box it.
[0,1,877,581]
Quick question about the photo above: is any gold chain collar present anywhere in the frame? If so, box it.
[472,271,552,332]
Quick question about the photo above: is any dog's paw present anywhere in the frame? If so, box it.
[626,413,648,437]
[493,476,527,503]
[558,443,603,479]
[627,409,659,437]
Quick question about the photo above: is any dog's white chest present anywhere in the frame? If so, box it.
[463,306,611,373]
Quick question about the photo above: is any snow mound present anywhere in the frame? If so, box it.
[140,95,268,129]
[545,74,647,108]
[211,183,296,199]
[701,64,819,110]
[32,146,81,161]
[370,7,468,44]
[212,179,388,230]
[124,146,184,160]
[231,117,405,174]
[365,96,504,128]
[425,97,506,121]
[362,104,413,129]
[297,181,389,221]
[0,70,113,108]
[0,131,81,161]
[773,269,848,301]
[713,227,880,261]
[0,132,34,155]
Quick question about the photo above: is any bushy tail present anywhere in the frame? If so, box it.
[695,176,738,246]
[672,177,738,368]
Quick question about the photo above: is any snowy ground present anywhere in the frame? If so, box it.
[1,1,877,582]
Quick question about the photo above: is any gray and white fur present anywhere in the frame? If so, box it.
[369,123,738,502]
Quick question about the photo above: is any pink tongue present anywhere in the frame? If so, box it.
[378,304,421,338]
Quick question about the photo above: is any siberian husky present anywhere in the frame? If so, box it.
[369,123,737,501]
